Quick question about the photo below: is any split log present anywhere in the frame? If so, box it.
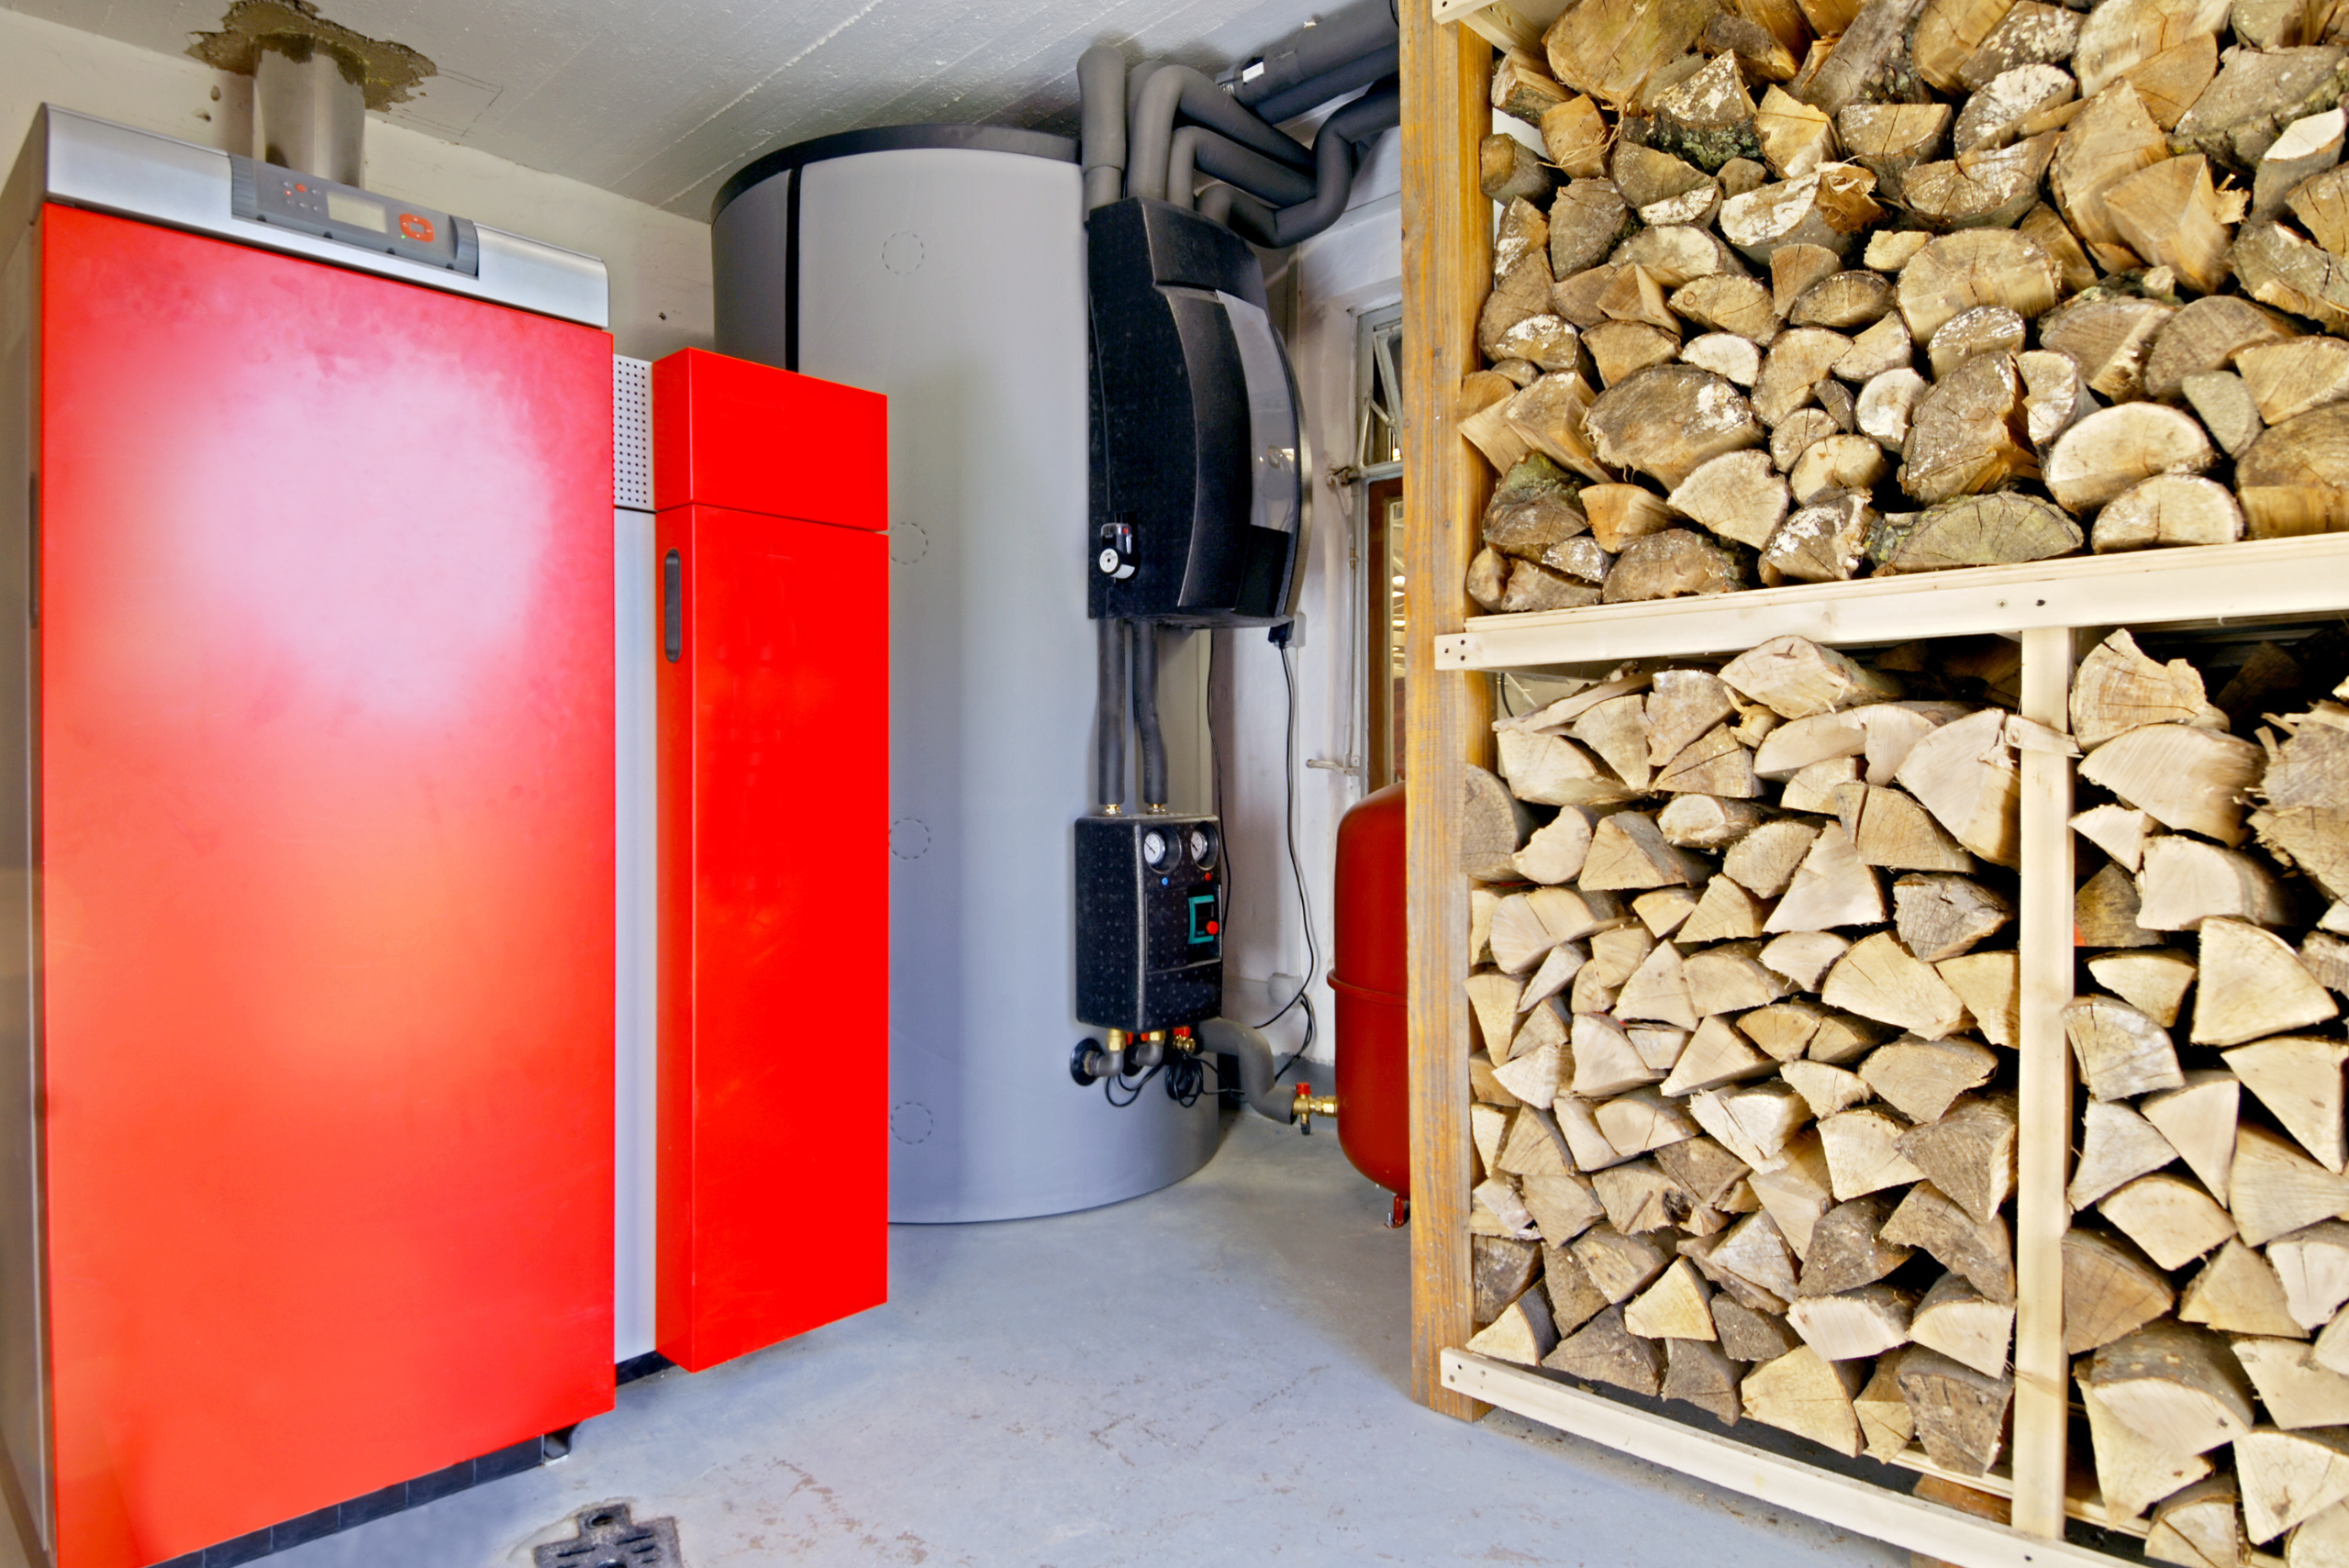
[1687,1081,1813,1168]
[1911,1269,2013,1378]
[1474,1235,1546,1326]
[2146,1473,2246,1566]
[1686,941,1795,1016]
[2083,1380,2216,1522]
[2233,1335,2349,1429]
[2072,1098,2182,1214]
[2079,865,2161,953]
[1750,1129,1836,1259]
[1763,930,1852,990]
[2235,1426,2349,1545]
[1754,708,1869,778]
[1632,887,1701,939]
[2095,1323,2254,1473]
[1663,1335,1744,1425]
[1713,1296,1798,1371]
[1542,1304,1666,1395]
[1542,95,1613,177]
[1573,698,1657,792]
[1493,1037,1566,1109]
[1742,1344,1865,1456]
[2194,918,2340,1048]
[1573,1012,1663,1098]
[1820,1106,1930,1199]
[2254,712,2349,900]
[1789,1283,1916,1361]
[1725,820,1822,898]
[2100,1173,2238,1270]
[1822,931,1970,1038]
[1898,351,2037,504]
[1720,167,1884,263]
[1617,940,1699,1029]
[2225,1036,2349,1173]
[1524,1174,1607,1242]
[2040,294,2176,403]
[1926,305,2028,381]
[1678,877,1773,945]
[1721,634,1898,718]
[2103,153,2235,295]
[1899,1094,2016,1224]
[1868,493,2082,573]
[1574,1224,1674,1304]
[1935,951,2019,1048]
[1584,365,1766,490]
[1790,268,1896,330]
[2065,995,2183,1102]
[1857,1035,1997,1123]
[1580,485,1676,551]
[1784,757,1864,815]
[1497,730,1638,809]
[2044,404,2218,514]
[1705,1208,1804,1305]
[1904,133,2059,229]
[1464,765,1535,881]
[2139,839,2290,932]
[1658,794,1765,850]
[1888,872,2009,959]
[2136,1074,2238,1207]
[1765,823,1889,932]
[1785,1060,1872,1119]
[1668,449,1791,549]
[1513,806,1601,886]
[2072,0,2229,99]
[1597,1090,1702,1160]
[2233,1125,2349,1249]
[1549,179,1637,279]
[1760,490,1876,584]
[1898,1348,2014,1475]
[1465,1279,1558,1364]
[2074,804,2155,873]
[1800,1193,1914,1297]
[2072,630,2227,748]
[2083,950,2196,1031]
[2183,373,2266,466]
[1601,529,1746,603]
[1896,229,2061,339]
[1883,1182,2015,1302]
[1855,1352,1919,1462]
[2077,725,2264,846]
[2241,336,2349,428]
[2290,1499,2349,1568]
[2171,42,2349,171]
[1754,325,1859,425]
[2271,1221,2349,1330]
[1482,133,1562,207]
[1625,1256,1719,1339]
[2065,1228,2178,1353]
[2184,1238,2315,1339]
[1894,708,2021,866]
[1670,273,1780,342]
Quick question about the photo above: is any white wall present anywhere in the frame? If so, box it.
[0,6,713,361]
[1219,128,1401,1065]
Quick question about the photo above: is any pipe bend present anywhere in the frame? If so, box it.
[1196,1016,1297,1123]
[1129,61,1310,202]
[1170,127,1319,210]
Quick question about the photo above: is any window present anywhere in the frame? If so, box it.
[1356,306,1404,787]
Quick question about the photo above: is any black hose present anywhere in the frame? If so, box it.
[1231,0,1399,111]
[1132,619,1167,809]
[1096,617,1128,811]
[1226,80,1400,249]
[1251,44,1401,125]
[1168,126,1319,210]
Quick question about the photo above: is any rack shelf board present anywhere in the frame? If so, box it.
[1437,536,2349,673]
[1429,0,1566,53]
[1446,1351,2137,1568]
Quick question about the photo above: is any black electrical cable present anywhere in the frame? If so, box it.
[1257,639,1319,1078]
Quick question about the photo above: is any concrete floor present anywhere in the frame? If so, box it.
[232,1107,1904,1568]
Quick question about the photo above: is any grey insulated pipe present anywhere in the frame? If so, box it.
[1127,63,1311,202]
[1250,44,1400,127]
[1228,79,1401,249]
[1096,618,1128,811]
[1132,620,1168,810]
[1167,126,1317,212]
[1196,1016,1296,1123]
[1231,0,1400,113]
[1079,44,1129,213]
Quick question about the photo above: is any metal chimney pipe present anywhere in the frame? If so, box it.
[253,35,366,188]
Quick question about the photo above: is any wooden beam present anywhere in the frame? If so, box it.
[1404,1,1495,1420]
[1444,1351,2134,1567]
[2009,626,2077,1540]
[1438,536,2349,671]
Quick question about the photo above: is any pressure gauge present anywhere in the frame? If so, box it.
[1189,825,1219,870]
[1142,829,1174,870]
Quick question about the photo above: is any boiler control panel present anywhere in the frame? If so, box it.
[230,155,479,275]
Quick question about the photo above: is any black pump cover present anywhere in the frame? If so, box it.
[1087,198,1303,626]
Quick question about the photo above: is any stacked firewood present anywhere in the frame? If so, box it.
[1463,0,2349,617]
[2060,628,2349,1565]
[1460,632,2029,1478]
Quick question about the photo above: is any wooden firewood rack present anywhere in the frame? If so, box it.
[1397,6,2349,1563]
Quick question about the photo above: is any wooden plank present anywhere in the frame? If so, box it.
[1430,0,1566,55]
[1403,0,1495,1419]
[1437,537,2349,671]
[2009,627,2079,1540]
[1444,1351,2131,1568]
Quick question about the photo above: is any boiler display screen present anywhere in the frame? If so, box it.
[326,192,387,233]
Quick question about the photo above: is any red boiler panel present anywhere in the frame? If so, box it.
[1330,782,1409,1202]
[653,350,889,1373]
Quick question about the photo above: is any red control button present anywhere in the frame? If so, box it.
[399,212,437,242]
[1206,920,1219,935]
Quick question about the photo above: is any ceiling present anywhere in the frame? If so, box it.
[12,0,1344,218]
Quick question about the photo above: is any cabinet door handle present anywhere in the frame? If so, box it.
[662,550,682,662]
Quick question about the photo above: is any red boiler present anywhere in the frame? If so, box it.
[1330,783,1410,1217]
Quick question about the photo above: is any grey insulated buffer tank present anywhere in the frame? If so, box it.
[711,127,1218,1222]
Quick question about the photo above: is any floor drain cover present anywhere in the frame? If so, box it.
[533,1504,683,1568]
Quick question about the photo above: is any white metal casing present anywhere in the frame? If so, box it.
[612,355,656,1359]
[716,139,1219,1221]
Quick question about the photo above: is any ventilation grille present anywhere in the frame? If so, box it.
[614,356,653,511]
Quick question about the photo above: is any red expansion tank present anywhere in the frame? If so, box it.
[1330,783,1409,1202]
